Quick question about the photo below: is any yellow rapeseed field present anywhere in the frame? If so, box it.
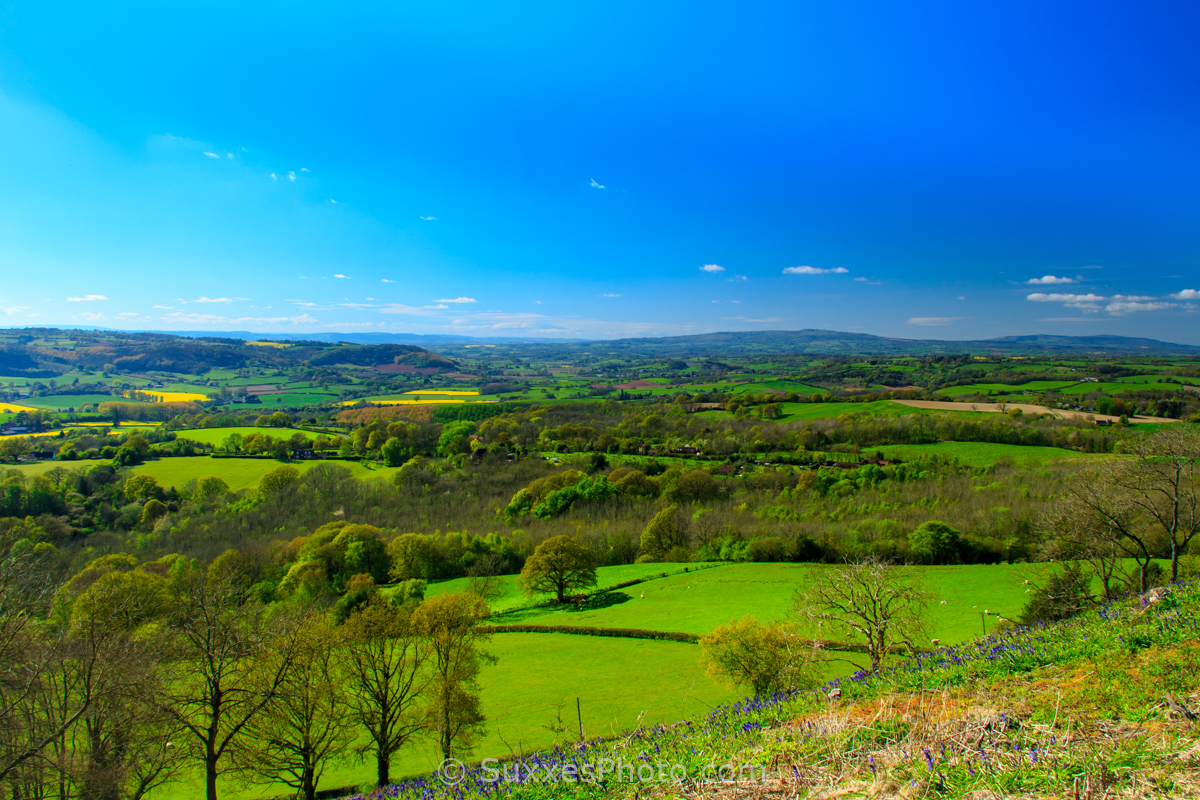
[401,390,479,396]
[336,398,469,407]
[127,390,209,402]
[0,402,33,413]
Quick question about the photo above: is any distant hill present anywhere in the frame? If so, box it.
[0,328,459,376]
[150,328,1200,355]
[582,330,1200,357]
[2,327,1197,370]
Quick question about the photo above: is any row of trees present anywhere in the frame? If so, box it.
[0,557,494,800]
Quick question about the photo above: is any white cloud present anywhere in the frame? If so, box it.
[420,216,436,221]
[300,167,310,172]
[287,171,296,181]
[76,312,107,322]
[116,312,141,319]
[853,276,868,282]
[1026,292,1106,312]
[1026,291,1182,316]
[1026,275,1076,285]
[601,293,623,298]
[783,265,849,275]
[270,173,277,180]
[437,297,477,304]
[907,317,961,326]
[203,152,220,159]
[699,264,725,274]
[589,178,605,189]
[194,297,247,304]
[67,294,107,302]
[1170,289,1199,300]
[333,274,349,279]
[1,305,27,315]
[1105,298,1176,316]
[152,305,174,310]
[729,275,748,282]
[381,278,394,283]
[330,199,338,205]
[288,300,319,308]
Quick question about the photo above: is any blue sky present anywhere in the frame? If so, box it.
[0,1,1197,342]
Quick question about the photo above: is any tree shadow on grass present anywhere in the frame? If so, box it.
[564,590,631,613]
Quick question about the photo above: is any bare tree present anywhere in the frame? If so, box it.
[237,612,355,800]
[158,576,302,800]
[1116,425,1200,582]
[794,556,929,672]
[338,599,429,788]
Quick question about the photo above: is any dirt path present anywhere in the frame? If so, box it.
[893,399,1177,424]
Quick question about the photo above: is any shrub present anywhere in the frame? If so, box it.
[908,521,963,565]
[1020,562,1092,624]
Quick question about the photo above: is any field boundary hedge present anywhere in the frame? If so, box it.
[479,624,699,643]
[479,624,918,654]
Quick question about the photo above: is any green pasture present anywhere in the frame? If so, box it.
[7,393,127,410]
[937,381,1079,397]
[494,562,1061,645]
[154,632,747,800]
[775,400,932,420]
[173,426,322,445]
[876,441,1101,466]
[417,563,710,613]
[124,456,398,492]
[4,456,395,491]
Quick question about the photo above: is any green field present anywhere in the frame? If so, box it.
[493,562,1056,646]
[173,426,323,445]
[5,393,129,410]
[125,457,399,491]
[876,441,1100,466]
[774,400,937,420]
[4,456,400,491]
[937,381,1079,397]
[418,563,711,613]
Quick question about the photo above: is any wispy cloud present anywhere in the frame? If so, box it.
[1171,289,1199,300]
[783,265,849,275]
[152,305,174,310]
[1,306,28,315]
[601,293,623,298]
[437,297,477,304]
[203,152,221,159]
[270,172,277,180]
[300,167,310,173]
[907,317,961,326]
[76,312,107,322]
[720,315,782,323]
[381,278,395,283]
[589,178,605,189]
[379,304,445,317]
[333,274,349,279]
[1026,275,1077,285]
[194,296,248,304]
[420,216,436,221]
[699,264,725,274]
[729,275,748,282]
[853,277,868,282]
[160,311,318,326]
[287,171,296,181]
[67,294,107,302]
